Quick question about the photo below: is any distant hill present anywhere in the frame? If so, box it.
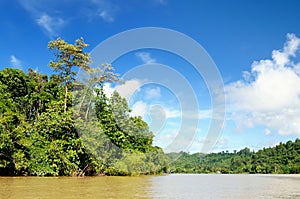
[167,139,300,174]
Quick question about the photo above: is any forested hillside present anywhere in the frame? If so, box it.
[0,38,168,176]
[168,139,300,174]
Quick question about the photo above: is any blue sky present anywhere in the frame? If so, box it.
[1,0,300,153]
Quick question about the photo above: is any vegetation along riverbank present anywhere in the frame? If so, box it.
[0,38,299,176]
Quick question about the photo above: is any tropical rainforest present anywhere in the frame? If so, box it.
[0,38,168,176]
[0,37,299,176]
[167,139,300,174]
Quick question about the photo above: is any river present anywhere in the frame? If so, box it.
[0,174,299,198]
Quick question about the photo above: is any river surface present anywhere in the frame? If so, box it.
[0,174,299,199]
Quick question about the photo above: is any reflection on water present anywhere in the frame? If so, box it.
[0,174,299,199]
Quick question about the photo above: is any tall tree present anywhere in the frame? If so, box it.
[0,77,29,175]
[48,38,90,112]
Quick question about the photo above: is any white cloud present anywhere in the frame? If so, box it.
[264,129,272,136]
[36,13,65,37]
[226,33,300,136]
[130,101,148,118]
[115,79,142,100]
[103,79,142,100]
[98,10,114,22]
[135,52,157,64]
[103,79,145,118]
[89,0,118,22]
[19,1,66,37]
[10,55,22,68]
[130,101,212,121]
[165,109,181,118]
[129,101,180,120]
[153,129,178,149]
[145,87,161,99]
[102,83,115,97]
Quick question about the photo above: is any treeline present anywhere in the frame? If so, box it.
[167,139,300,174]
[0,38,168,176]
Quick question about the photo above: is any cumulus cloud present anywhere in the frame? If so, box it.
[103,79,142,100]
[130,101,181,120]
[115,79,142,100]
[10,55,22,68]
[102,83,115,97]
[130,101,148,118]
[145,87,161,99]
[226,33,300,136]
[154,130,178,147]
[103,79,147,119]
[135,52,157,64]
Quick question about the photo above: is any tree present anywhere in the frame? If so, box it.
[26,68,55,121]
[48,38,91,112]
[0,79,28,175]
[0,34,170,176]
[74,64,120,121]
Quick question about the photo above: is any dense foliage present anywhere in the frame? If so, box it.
[167,139,300,174]
[0,38,168,176]
[0,37,299,176]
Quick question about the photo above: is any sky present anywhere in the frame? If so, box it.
[1,0,300,153]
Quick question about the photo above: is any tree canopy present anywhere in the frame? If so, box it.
[167,139,300,174]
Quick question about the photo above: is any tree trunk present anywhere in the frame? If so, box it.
[85,97,92,123]
[64,85,68,113]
